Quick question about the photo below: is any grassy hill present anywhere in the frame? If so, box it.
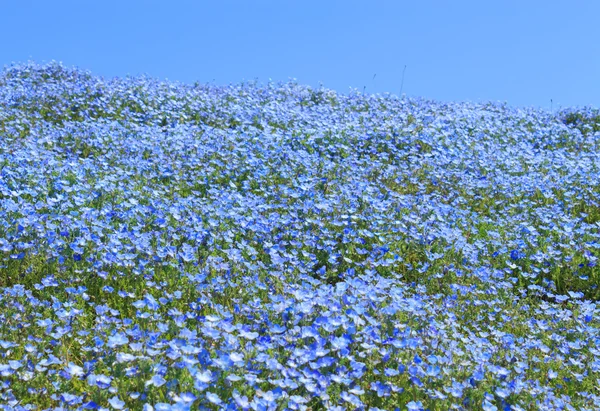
[1,62,600,410]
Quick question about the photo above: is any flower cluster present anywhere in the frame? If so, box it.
[0,62,599,410]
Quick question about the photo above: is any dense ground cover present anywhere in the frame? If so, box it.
[1,62,600,410]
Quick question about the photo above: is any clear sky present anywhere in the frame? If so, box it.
[2,1,598,109]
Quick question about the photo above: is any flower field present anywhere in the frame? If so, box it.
[1,62,600,410]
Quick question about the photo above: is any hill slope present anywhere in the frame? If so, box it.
[1,62,600,410]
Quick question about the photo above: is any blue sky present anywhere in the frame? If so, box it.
[2,1,598,108]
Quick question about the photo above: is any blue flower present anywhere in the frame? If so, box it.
[206,392,221,405]
[406,400,424,411]
[510,249,523,260]
[107,333,128,348]
[64,363,84,378]
[146,374,166,387]
[108,396,125,410]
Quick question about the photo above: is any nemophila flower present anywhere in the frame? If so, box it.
[87,374,112,389]
[238,328,259,340]
[59,393,83,406]
[406,400,424,411]
[340,391,363,408]
[232,390,250,409]
[64,363,84,378]
[107,333,128,348]
[107,397,125,410]
[146,374,167,387]
[482,399,498,411]
[82,401,100,409]
[116,353,137,363]
[194,370,213,384]
[175,392,196,404]
[206,392,222,405]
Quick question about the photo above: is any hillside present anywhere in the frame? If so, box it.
[1,62,600,410]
